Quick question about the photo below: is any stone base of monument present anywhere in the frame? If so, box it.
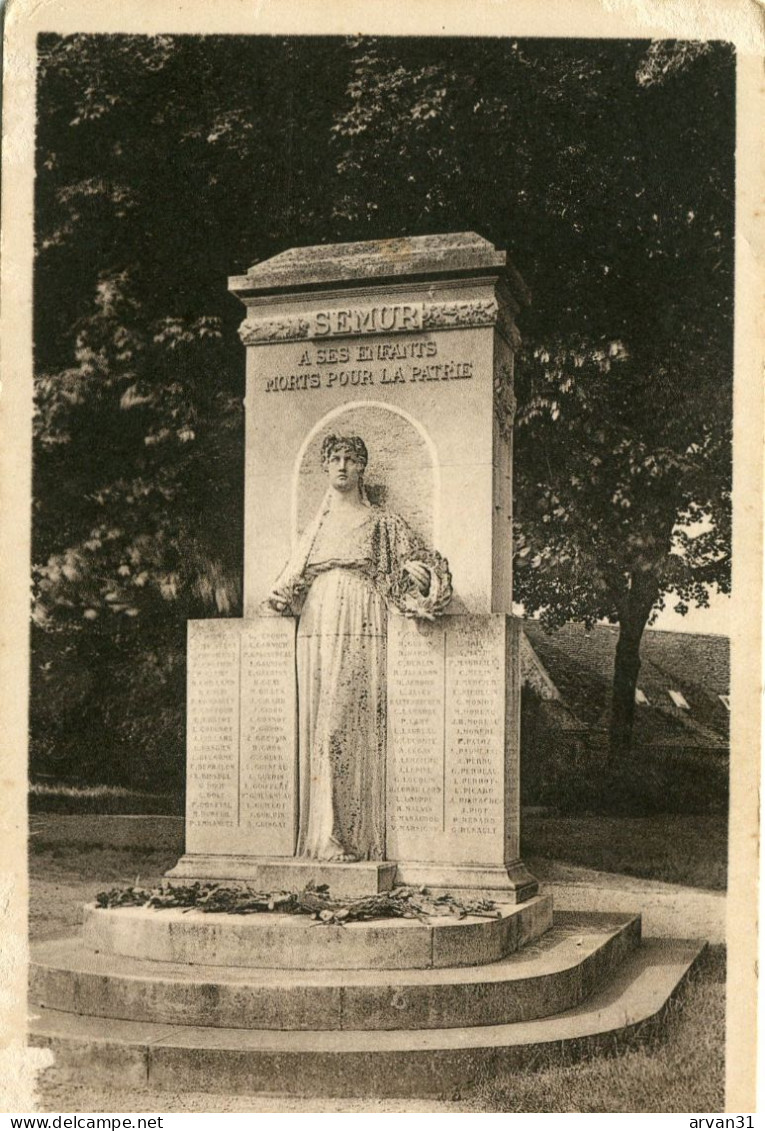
[165,856,399,899]
[164,857,539,903]
[393,859,540,902]
[29,899,705,1099]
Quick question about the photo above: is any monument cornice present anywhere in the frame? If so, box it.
[229,231,531,310]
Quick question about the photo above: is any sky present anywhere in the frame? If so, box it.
[515,589,732,637]
[650,589,731,636]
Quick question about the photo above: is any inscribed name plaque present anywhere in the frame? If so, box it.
[185,617,298,856]
[386,621,445,836]
[186,622,240,833]
[387,614,521,883]
[446,618,506,841]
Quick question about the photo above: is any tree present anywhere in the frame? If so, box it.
[32,35,358,785]
[509,43,733,764]
[329,36,734,766]
[32,35,733,786]
[512,344,730,766]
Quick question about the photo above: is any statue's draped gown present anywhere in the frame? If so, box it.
[273,502,448,861]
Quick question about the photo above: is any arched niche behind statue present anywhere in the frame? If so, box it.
[293,403,437,548]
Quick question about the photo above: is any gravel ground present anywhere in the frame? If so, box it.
[29,845,178,942]
[34,1081,471,1115]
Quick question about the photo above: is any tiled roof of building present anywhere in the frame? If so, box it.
[521,621,729,749]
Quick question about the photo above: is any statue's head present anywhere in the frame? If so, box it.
[321,434,368,497]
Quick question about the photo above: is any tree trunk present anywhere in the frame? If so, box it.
[608,571,660,765]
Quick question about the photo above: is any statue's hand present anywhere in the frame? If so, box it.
[403,560,431,596]
[260,591,289,615]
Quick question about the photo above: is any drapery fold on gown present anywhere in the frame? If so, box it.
[271,504,451,861]
[296,566,387,860]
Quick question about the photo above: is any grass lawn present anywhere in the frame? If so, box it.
[30,783,727,890]
[28,841,725,1113]
[31,783,727,892]
[521,814,727,891]
[29,782,182,815]
[472,947,725,1112]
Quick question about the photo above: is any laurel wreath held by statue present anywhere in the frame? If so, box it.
[388,550,453,620]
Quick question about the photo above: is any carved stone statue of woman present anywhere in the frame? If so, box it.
[266,434,452,862]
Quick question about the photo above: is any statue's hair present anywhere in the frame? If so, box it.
[321,434,368,470]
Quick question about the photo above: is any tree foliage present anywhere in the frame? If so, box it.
[327,36,733,762]
[32,35,734,786]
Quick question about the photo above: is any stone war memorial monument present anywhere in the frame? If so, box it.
[171,231,537,902]
[30,234,705,1100]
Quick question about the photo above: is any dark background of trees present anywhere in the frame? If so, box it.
[31,35,734,800]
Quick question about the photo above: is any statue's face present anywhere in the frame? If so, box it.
[326,447,364,494]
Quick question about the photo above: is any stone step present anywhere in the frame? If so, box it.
[31,912,639,1032]
[29,938,705,1099]
[81,893,553,970]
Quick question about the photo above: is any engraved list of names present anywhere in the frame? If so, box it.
[445,618,504,841]
[240,620,297,855]
[185,618,297,855]
[387,615,511,866]
[386,621,445,848]
[186,623,240,838]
